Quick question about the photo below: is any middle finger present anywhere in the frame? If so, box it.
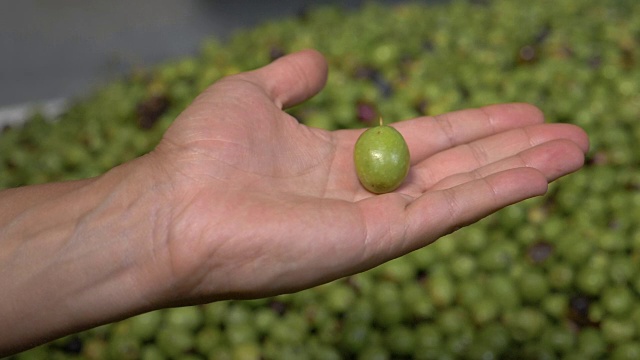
[407,123,587,192]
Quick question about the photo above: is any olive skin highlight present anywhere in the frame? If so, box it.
[354,122,410,194]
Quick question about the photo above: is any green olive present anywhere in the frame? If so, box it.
[354,119,410,194]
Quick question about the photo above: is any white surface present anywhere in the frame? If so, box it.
[0,99,68,129]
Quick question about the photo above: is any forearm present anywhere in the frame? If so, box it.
[0,160,167,356]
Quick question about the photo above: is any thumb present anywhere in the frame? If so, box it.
[241,49,329,109]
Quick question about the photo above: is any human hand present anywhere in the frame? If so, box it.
[0,49,589,354]
[136,49,589,306]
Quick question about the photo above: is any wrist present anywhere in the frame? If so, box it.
[0,157,171,355]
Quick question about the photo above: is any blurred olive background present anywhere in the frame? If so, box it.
[0,0,415,127]
[3,0,640,359]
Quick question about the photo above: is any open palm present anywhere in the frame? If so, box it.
[144,49,588,305]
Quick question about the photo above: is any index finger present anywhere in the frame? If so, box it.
[393,103,546,165]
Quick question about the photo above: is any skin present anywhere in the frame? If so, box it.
[0,49,589,356]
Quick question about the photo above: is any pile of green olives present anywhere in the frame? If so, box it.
[4,0,640,358]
